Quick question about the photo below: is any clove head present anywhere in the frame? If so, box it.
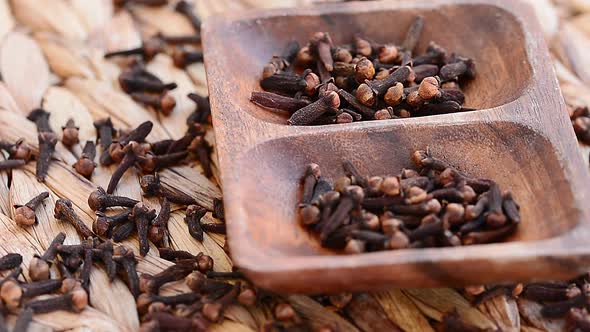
[0,279,22,311]
[139,174,161,196]
[28,257,50,281]
[14,206,36,227]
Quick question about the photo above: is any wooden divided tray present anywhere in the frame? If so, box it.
[203,0,590,293]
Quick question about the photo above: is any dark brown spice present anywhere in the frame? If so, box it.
[36,132,58,182]
[140,262,195,294]
[185,205,207,241]
[113,246,140,298]
[29,232,65,281]
[131,92,176,116]
[54,199,94,239]
[88,187,139,211]
[148,198,171,245]
[61,119,79,148]
[25,288,88,314]
[172,48,203,68]
[73,141,97,179]
[14,191,49,227]
[107,142,145,194]
[104,37,164,61]
[0,254,21,271]
[140,174,196,205]
[94,118,116,166]
[130,202,157,256]
[250,91,310,113]
[138,151,187,173]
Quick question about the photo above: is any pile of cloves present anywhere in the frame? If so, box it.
[298,150,521,253]
[251,16,476,125]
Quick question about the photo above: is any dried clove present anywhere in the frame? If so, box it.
[94,118,116,166]
[104,37,164,61]
[119,69,177,94]
[139,174,196,205]
[36,132,58,182]
[138,151,187,173]
[148,198,170,245]
[61,119,79,148]
[73,141,97,179]
[25,287,88,314]
[14,191,49,227]
[88,187,139,211]
[0,254,21,271]
[288,91,340,125]
[130,202,156,256]
[113,246,140,297]
[54,199,94,239]
[29,232,65,281]
[250,91,310,113]
[140,262,195,294]
[131,92,176,116]
[185,205,207,241]
[0,139,32,161]
[106,142,145,194]
[172,48,203,68]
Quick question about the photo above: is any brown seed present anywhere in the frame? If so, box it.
[384,82,404,106]
[14,192,49,227]
[354,57,375,83]
[354,35,372,57]
[333,47,353,63]
[387,231,410,250]
[344,239,365,254]
[336,112,354,124]
[237,286,257,306]
[61,119,79,148]
[418,76,441,100]
[88,187,138,211]
[288,91,340,126]
[296,45,314,66]
[73,141,97,179]
[374,109,392,120]
[378,45,399,64]
[300,205,320,226]
[54,199,94,239]
[406,90,424,108]
[381,176,400,196]
[274,303,297,322]
[29,233,65,281]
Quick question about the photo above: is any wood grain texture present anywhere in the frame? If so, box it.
[203,0,590,293]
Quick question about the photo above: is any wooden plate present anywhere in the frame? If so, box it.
[202,0,590,293]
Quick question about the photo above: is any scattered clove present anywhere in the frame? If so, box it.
[73,141,97,179]
[139,174,196,205]
[54,199,94,239]
[13,191,49,227]
[185,205,207,241]
[61,119,79,148]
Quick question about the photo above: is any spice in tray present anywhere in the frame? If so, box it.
[251,16,476,125]
[298,150,521,253]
